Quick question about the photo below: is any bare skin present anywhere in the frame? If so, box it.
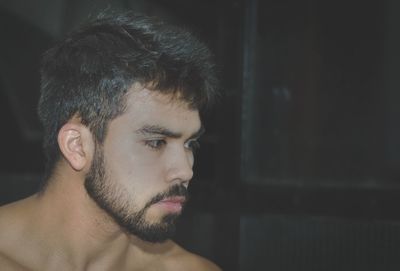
[0,87,221,271]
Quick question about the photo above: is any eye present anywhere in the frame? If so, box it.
[185,139,200,152]
[145,139,166,150]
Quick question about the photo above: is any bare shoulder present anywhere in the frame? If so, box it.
[0,196,32,236]
[0,197,35,270]
[0,199,21,238]
[0,196,33,221]
[0,251,31,271]
[165,242,222,271]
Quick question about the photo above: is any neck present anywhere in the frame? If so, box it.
[29,171,134,270]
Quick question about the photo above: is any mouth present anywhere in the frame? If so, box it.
[155,196,186,213]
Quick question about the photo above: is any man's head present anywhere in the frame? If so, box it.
[85,87,203,242]
[38,11,217,179]
[37,12,217,242]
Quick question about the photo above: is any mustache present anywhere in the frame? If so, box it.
[145,185,189,209]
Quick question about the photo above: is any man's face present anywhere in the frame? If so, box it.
[84,87,202,243]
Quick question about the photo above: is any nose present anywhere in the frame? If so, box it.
[165,147,194,186]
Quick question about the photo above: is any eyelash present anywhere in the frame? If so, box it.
[145,139,166,150]
[185,140,200,152]
[144,139,200,152]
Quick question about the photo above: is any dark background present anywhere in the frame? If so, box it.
[1,0,400,270]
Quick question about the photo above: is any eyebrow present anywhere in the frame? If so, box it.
[136,124,205,139]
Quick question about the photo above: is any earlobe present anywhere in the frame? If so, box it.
[58,122,92,171]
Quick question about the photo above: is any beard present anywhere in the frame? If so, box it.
[84,144,188,243]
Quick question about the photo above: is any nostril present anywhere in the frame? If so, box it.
[182,180,190,189]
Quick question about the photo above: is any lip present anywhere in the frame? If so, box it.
[156,196,186,213]
[160,196,186,204]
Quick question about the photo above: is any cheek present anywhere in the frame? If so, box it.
[104,146,166,209]
[105,139,165,187]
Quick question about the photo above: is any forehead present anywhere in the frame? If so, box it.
[120,86,201,131]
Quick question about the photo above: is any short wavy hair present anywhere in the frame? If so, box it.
[38,11,218,181]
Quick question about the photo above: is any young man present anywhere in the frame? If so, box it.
[0,12,221,270]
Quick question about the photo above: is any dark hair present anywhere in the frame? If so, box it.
[38,11,218,182]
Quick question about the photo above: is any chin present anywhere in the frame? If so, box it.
[128,220,178,243]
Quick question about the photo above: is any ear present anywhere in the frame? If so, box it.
[57,120,94,171]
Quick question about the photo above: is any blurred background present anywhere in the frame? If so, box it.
[1,0,400,270]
